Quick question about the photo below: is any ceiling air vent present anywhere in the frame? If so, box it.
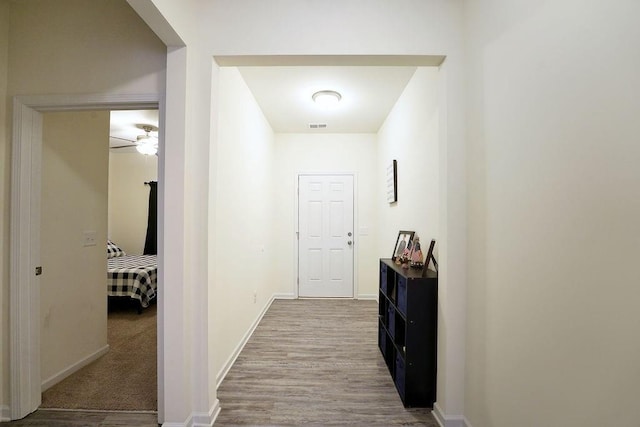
[308,123,328,129]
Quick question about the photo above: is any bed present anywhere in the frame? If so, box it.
[107,240,157,310]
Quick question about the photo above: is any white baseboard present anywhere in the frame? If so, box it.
[215,295,277,388]
[191,400,220,427]
[164,418,189,427]
[1,405,10,422]
[161,400,220,427]
[433,402,471,427]
[273,293,295,299]
[41,344,110,392]
[357,293,378,300]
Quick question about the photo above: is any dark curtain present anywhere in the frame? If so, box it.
[143,181,157,255]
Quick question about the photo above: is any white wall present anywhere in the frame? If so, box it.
[2,0,166,417]
[212,67,276,378]
[274,133,379,298]
[7,0,165,96]
[0,0,10,419]
[108,152,158,255]
[464,1,640,426]
[40,111,109,387]
[129,0,221,421]
[377,66,450,416]
[210,0,458,57]
[377,67,440,259]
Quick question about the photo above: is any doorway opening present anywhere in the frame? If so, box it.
[9,94,163,422]
[35,109,159,412]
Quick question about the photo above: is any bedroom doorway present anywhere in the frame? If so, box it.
[9,95,164,421]
[36,109,159,412]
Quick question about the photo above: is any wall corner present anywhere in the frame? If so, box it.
[0,404,10,422]
[434,402,470,427]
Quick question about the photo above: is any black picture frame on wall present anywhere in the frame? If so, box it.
[386,159,398,203]
[392,230,415,260]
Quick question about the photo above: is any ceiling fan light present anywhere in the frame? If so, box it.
[136,141,157,155]
[312,90,341,108]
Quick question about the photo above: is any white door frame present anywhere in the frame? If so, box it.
[9,93,163,420]
[294,172,359,299]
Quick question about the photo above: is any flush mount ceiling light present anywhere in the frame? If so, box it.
[312,90,342,108]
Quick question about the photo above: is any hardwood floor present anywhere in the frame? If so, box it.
[215,299,438,426]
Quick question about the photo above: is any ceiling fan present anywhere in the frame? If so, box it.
[110,124,158,155]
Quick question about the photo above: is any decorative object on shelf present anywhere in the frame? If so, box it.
[393,230,414,263]
[422,239,438,277]
[386,159,398,203]
[400,238,413,269]
[409,236,424,269]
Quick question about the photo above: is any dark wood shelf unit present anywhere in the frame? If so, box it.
[378,258,438,408]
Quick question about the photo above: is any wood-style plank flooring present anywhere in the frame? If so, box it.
[215,299,437,426]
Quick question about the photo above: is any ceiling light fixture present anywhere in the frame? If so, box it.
[136,138,157,155]
[136,124,158,155]
[312,90,342,108]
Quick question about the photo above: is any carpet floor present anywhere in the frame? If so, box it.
[40,301,157,411]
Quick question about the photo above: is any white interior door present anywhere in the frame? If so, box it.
[298,174,354,297]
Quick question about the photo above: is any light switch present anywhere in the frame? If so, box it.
[83,230,97,247]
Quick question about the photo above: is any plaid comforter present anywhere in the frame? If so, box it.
[107,254,157,307]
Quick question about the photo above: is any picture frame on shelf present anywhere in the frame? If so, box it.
[392,230,415,261]
[422,239,438,276]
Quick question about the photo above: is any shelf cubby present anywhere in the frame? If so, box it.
[377,258,438,408]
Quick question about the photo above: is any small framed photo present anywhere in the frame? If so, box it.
[422,239,438,276]
[392,230,415,260]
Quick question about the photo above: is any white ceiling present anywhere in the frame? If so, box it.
[238,66,418,133]
[109,110,158,152]
[108,64,427,146]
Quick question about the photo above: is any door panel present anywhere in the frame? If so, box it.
[298,175,354,297]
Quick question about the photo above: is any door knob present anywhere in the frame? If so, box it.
[348,240,353,246]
